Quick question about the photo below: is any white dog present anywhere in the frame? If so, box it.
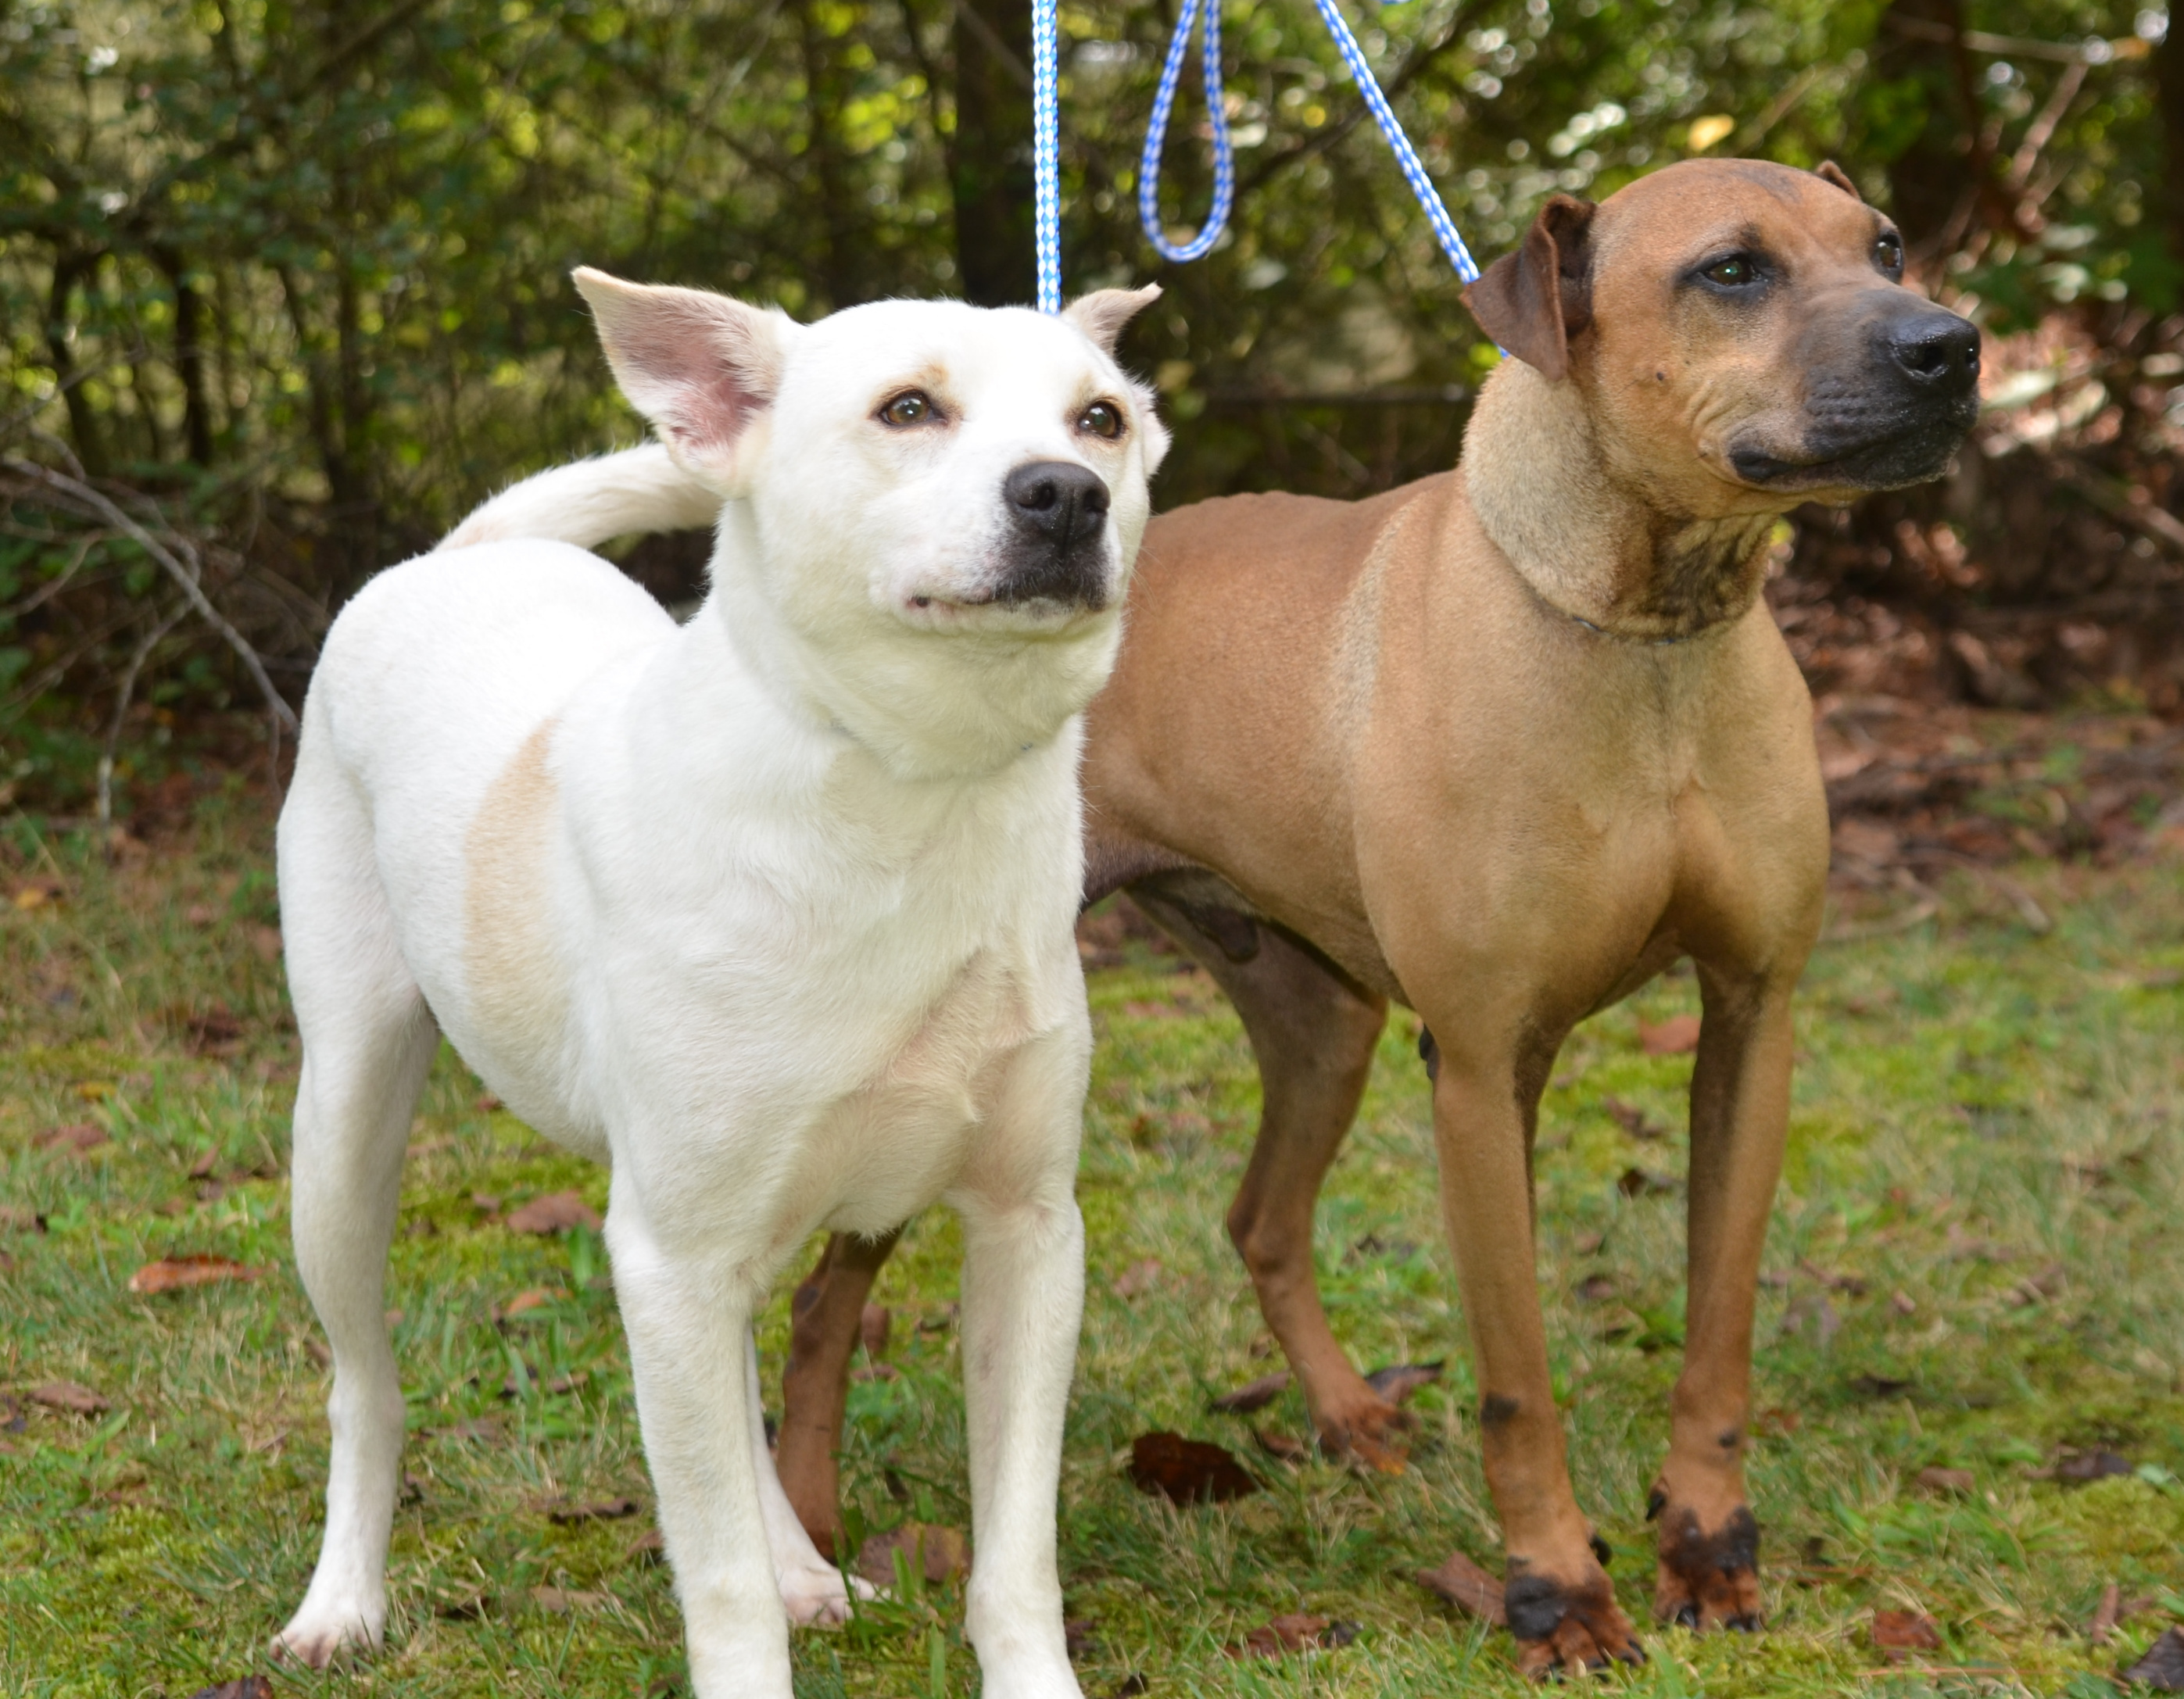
[271,266,1167,1698]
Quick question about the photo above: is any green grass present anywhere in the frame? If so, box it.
[5,785,2184,1697]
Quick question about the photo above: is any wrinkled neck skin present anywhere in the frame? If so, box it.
[696,499,1122,782]
[1463,360,1778,643]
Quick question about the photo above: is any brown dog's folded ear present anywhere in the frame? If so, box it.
[1815,161,1862,202]
[1462,194,1596,382]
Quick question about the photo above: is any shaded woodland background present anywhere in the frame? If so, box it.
[6,0,2184,814]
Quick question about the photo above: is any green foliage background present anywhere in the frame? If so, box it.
[2,0,2181,795]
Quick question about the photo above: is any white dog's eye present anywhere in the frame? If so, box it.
[879,391,939,427]
[1077,400,1125,441]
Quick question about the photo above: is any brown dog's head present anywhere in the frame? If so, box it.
[1464,159,1981,508]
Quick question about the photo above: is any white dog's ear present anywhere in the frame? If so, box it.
[573,267,791,486]
[1063,284,1162,358]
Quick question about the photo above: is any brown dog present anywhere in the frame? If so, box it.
[775,158,1979,1673]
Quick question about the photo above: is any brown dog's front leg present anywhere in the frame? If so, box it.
[1648,970,1796,1632]
[777,1227,903,1556]
[1432,1047,1644,1676]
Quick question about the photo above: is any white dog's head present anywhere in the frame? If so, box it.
[572,269,1169,778]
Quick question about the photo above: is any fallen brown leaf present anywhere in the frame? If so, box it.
[1127,1431,1259,1504]
[1232,1614,1360,1657]
[1799,1259,1870,1296]
[1891,1289,1918,1316]
[499,1288,554,1321]
[1416,1549,1507,1624]
[1849,1373,1911,1398]
[1363,1361,1443,1404]
[860,1303,891,1359]
[857,1521,971,1588]
[27,1381,109,1415]
[503,1191,603,1234]
[627,1526,664,1561]
[187,1146,220,1179]
[34,1122,108,1154]
[1781,1294,1842,1347]
[1871,1609,1944,1657]
[1639,1013,1702,1055]
[850,1362,899,1382]
[1754,1407,1802,1437]
[0,1204,44,1232]
[1603,1097,1667,1139]
[2122,1626,2184,1690]
[128,1254,262,1295]
[249,925,283,962]
[548,1496,639,1525]
[2055,1447,2136,1483]
[2008,1261,2068,1305]
[1064,1617,1098,1659]
[1111,1257,1162,1299]
[427,1417,504,1443]
[186,1679,272,1699]
[531,1585,612,1612]
[1208,1370,1291,1413]
[475,1091,504,1111]
[2090,1582,2122,1646]
[1617,1166,1679,1198]
[1575,1272,1618,1303]
[1253,1429,1310,1464]
[1914,1465,1975,1496]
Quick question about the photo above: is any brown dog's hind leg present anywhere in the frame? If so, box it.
[1124,885,1404,1467]
[777,1227,902,1557]
[1647,970,1795,1632]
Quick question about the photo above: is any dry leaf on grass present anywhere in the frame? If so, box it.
[1638,1014,1702,1055]
[531,1585,612,1612]
[128,1254,262,1294]
[1576,1272,1618,1303]
[2090,1583,2123,1646]
[1849,1372,1912,1398]
[856,1521,971,1588]
[34,1122,108,1154]
[860,1303,891,1359]
[1364,1361,1443,1404]
[1254,1429,1310,1464]
[2055,1447,2136,1483]
[1871,1609,1944,1657]
[1230,1614,1360,1657]
[27,1380,110,1415]
[1618,1166,1679,1198]
[1914,1465,1975,1495]
[1208,1370,1290,1413]
[498,1288,554,1321]
[186,1679,272,1699]
[548,1496,639,1525]
[1603,1097,1667,1139]
[1128,1431,1259,1504]
[626,1526,664,1561]
[1416,1550,1507,1624]
[502,1191,602,1234]
[0,1205,45,1232]
[1111,1257,1162,1299]
[1781,1294,1842,1347]
[2122,1626,2184,1689]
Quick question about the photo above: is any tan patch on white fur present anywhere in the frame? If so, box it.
[465,721,568,1060]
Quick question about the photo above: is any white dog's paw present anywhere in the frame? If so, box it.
[776,1560,875,1627]
[271,1603,381,1668]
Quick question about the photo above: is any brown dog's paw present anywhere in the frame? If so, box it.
[1649,1493,1763,1632]
[1314,1395,1415,1472]
[1506,1567,1646,1677]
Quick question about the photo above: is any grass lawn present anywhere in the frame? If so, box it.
[4,781,2184,1697]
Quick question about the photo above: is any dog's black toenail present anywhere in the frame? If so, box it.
[1674,1604,1699,1629]
[1589,1532,1613,1567]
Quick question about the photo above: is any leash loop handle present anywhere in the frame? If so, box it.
[1137,0,1237,264]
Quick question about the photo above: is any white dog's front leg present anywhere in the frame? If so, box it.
[609,1208,790,1699]
[956,1186,1087,1699]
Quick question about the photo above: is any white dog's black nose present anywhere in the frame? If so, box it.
[1005,461,1110,551]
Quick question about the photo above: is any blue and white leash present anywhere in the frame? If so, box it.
[1031,0,1482,313]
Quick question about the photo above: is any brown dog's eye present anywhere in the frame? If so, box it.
[1702,256,1757,288]
[1077,400,1124,440]
[879,392,937,427]
[1875,233,1904,277]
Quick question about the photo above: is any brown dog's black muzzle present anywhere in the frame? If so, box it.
[1731,292,1982,492]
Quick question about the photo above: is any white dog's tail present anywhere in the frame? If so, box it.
[437,442,720,553]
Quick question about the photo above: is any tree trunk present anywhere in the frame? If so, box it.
[155,247,217,467]
[45,251,109,478]
[2155,16,2184,281]
[951,0,1037,308]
